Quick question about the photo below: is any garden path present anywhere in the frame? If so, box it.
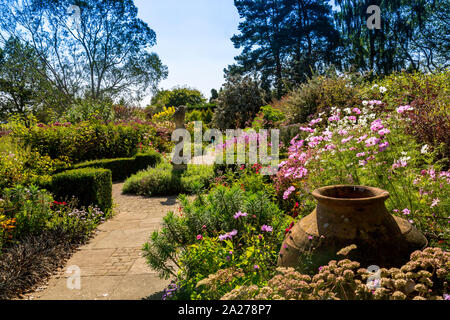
[23,183,178,300]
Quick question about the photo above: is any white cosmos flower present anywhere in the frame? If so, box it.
[421,145,429,154]
[379,86,387,93]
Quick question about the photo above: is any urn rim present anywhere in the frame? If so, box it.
[312,185,390,204]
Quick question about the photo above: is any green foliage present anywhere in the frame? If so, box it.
[251,105,286,130]
[229,0,339,98]
[142,183,286,293]
[143,183,288,300]
[335,0,449,74]
[0,0,168,105]
[63,98,115,124]
[0,139,70,190]
[52,168,112,212]
[282,73,361,124]
[11,119,157,163]
[72,151,161,181]
[0,185,53,240]
[213,75,265,129]
[122,162,215,196]
[151,87,206,108]
[369,71,450,159]
[0,37,48,121]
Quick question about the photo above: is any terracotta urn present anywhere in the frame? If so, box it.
[278,185,428,269]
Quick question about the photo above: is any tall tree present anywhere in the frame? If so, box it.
[227,0,339,98]
[334,0,448,75]
[0,0,168,112]
[0,37,46,120]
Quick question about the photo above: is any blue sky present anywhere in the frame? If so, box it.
[134,0,339,104]
[134,0,241,104]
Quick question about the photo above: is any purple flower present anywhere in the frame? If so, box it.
[254,265,260,270]
[233,211,248,219]
[370,119,384,132]
[402,208,411,215]
[430,198,440,208]
[379,141,390,152]
[261,225,273,232]
[283,186,296,200]
[218,229,238,241]
[396,105,413,114]
[443,294,450,300]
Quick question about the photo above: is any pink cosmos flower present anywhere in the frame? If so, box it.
[402,208,411,215]
[197,235,203,240]
[352,108,362,115]
[233,211,248,219]
[261,225,273,232]
[341,136,353,144]
[370,119,384,132]
[283,186,296,200]
[378,128,391,136]
[365,137,381,147]
[379,141,390,152]
[357,135,368,143]
[396,105,413,114]
[356,152,366,158]
[328,115,340,122]
[219,229,238,241]
[309,118,323,126]
[348,116,357,122]
[431,198,440,208]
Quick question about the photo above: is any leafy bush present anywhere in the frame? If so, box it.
[63,98,115,124]
[371,71,450,159]
[72,151,161,181]
[221,246,449,300]
[11,118,158,163]
[123,162,215,196]
[251,105,286,130]
[281,73,361,124]
[213,75,265,129]
[0,185,53,241]
[142,182,289,299]
[52,168,112,212]
[151,87,206,108]
[0,141,69,190]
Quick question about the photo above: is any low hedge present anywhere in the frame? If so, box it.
[52,168,112,212]
[72,151,162,181]
[123,162,215,196]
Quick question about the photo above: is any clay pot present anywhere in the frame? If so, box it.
[278,185,427,269]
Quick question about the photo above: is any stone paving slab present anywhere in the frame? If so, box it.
[22,183,180,300]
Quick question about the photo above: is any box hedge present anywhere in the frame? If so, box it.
[72,150,162,181]
[52,168,112,212]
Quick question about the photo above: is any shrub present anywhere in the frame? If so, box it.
[142,183,286,278]
[374,71,450,160]
[251,105,286,130]
[0,185,54,240]
[281,73,361,124]
[52,168,112,212]
[213,75,265,129]
[123,162,215,196]
[72,151,161,181]
[11,118,158,163]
